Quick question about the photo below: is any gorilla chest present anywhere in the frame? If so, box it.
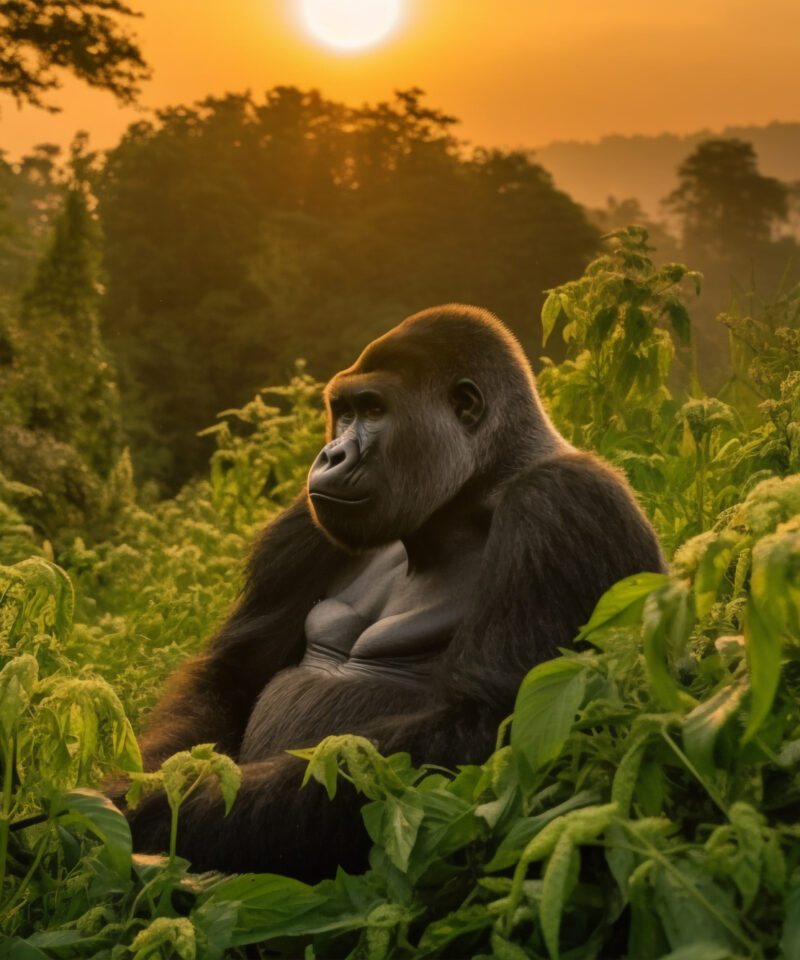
[301,541,476,681]
[239,539,485,760]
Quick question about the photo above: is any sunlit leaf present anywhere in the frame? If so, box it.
[642,581,693,711]
[683,681,748,776]
[59,788,132,878]
[541,291,562,346]
[511,659,587,790]
[576,572,668,645]
[742,598,782,742]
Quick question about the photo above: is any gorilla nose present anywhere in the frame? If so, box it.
[308,437,361,491]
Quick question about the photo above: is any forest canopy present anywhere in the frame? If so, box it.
[2,87,602,488]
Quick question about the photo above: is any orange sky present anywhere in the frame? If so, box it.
[2,0,799,160]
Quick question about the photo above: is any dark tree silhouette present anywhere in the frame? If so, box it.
[0,0,149,110]
[664,139,788,256]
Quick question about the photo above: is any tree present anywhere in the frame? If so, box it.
[664,139,788,257]
[7,135,121,473]
[0,0,149,110]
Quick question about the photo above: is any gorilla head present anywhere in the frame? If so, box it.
[307,304,563,551]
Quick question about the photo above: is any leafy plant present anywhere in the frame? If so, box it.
[2,232,800,958]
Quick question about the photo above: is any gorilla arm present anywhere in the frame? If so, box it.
[128,449,665,879]
[135,497,344,770]
[436,448,667,710]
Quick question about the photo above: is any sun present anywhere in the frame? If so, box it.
[300,0,403,52]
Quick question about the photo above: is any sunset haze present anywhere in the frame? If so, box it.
[2,0,799,158]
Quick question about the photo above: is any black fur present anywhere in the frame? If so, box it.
[126,305,666,880]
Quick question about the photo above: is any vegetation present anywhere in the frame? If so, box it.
[664,139,789,257]
[0,228,799,958]
[0,0,148,110]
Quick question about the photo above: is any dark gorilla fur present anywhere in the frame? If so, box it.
[125,305,666,879]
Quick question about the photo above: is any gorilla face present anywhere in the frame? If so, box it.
[307,371,485,551]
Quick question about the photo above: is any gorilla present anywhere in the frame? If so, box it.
[127,304,665,878]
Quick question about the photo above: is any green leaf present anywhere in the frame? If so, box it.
[642,581,693,711]
[59,788,132,878]
[665,299,692,346]
[742,598,782,742]
[410,788,478,878]
[504,804,616,938]
[202,874,332,944]
[372,792,425,873]
[610,727,651,814]
[683,681,748,776]
[290,742,340,799]
[694,532,739,618]
[653,859,743,953]
[0,940,49,960]
[130,917,196,960]
[511,659,587,790]
[191,899,239,958]
[416,905,494,954]
[158,743,241,813]
[541,291,562,346]
[540,832,577,959]
[491,929,532,960]
[575,572,668,645]
[728,802,764,911]
[781,884,800,960]
[587,305,617,348]
[486,790,601,872]
[0,654,38,740]
[209,752,243,814]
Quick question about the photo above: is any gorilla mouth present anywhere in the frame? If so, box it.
[309,492,370,505]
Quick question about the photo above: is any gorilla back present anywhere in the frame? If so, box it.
[127,304,666,879]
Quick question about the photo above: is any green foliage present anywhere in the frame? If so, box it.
[539,229,800,554]
[8,140,122,476]
[55,371,325,726]
[2,231,800,958]
[538,226,700,452]
[127,744,240,864]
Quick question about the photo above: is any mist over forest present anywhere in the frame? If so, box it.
[536,120,800,219]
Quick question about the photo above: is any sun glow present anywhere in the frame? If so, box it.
[300,0,403,51]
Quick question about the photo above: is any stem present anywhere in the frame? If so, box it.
[661,731,728,816]
[612,822,755,953]
[128,873,161,921]
[0,737,16,904]
[1,830,48,918]
[494,715,513,754]
[168,801,179,865]
[166,773,210,866]
[696,435,708,530]
[689,339,702,398]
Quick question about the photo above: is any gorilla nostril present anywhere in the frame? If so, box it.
[328,448,347,468]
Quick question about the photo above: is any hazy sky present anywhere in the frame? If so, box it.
[2,0,799,160]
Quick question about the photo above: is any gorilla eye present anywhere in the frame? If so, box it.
[363,403,385,420]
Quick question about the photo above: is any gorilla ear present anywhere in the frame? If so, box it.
[451,378,486,430]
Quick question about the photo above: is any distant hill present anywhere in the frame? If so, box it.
[535,122,800,217]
